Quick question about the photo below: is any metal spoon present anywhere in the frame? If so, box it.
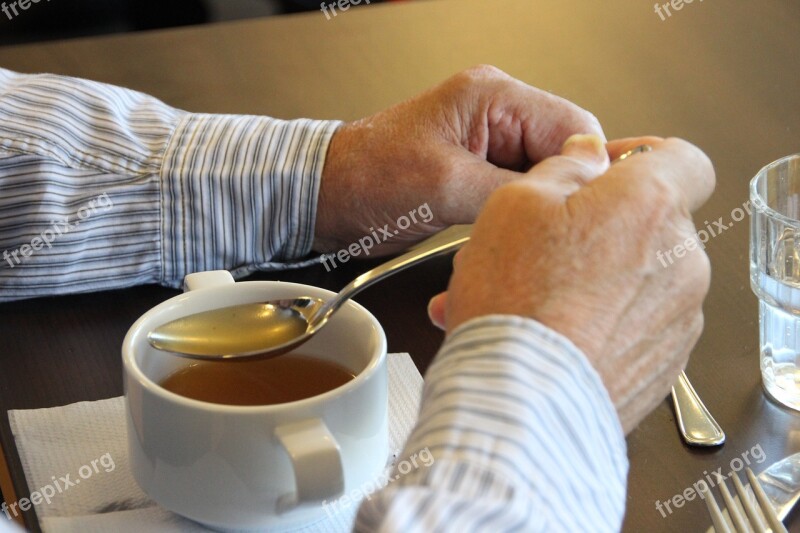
[672,371,725,446]
[148,225,471,359]
[148,145,654,360]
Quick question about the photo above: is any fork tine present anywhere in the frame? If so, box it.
[731,470,765,532]
[701,483,734,533]
[718,475,752,533]
[746,467,788,533]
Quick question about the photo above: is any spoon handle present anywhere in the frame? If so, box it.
[671,371,725,446]
[315,225,472,324]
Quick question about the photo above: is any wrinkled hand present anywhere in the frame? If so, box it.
[429,135,715,433]
[314,65,603,255]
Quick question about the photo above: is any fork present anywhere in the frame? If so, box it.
[703,467,788,533]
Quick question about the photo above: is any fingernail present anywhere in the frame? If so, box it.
[561,134,608,164]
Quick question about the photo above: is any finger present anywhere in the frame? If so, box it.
[496,84,606,166]
[438,132,610,224]
[607,137,715,213]
[513,134,610,198]
[614,310,703,433]
[452,66,605,167]
[561,134,610,168]
[427,292,447,330]
[606,136,665,160]
[448,248,465,271]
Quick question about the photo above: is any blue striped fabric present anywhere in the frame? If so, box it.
[0,68,339,301]
[357,316,628,532]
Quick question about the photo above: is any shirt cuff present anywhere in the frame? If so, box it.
[357,314,628,532]
[159,113,341,285]
[435,314,628,462]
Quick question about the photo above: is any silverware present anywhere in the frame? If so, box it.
[148,226,470,359]
[706,452,800,532]
[671,371,725,446]
[703,467,788,533]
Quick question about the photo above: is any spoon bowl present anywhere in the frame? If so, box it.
[147,297,328,359]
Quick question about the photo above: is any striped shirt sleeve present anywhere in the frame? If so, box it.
[0,68,339,301]
[356,315,629,533]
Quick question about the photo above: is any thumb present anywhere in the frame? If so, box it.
[523,134,610,194]
[561,133,610,169]
[427,292,447,330]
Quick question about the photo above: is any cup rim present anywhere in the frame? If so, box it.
[122,280,387,413]
[750,153,800,226]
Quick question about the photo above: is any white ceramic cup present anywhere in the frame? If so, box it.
[123,271,388,531]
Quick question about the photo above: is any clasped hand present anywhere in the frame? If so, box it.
[316,66,715,433]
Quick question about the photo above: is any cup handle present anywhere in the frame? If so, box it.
[275,419,344,508]
[182,270,234,292]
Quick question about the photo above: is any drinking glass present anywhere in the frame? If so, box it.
[751,154,800,410]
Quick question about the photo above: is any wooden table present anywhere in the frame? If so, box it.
[0,1,799,531]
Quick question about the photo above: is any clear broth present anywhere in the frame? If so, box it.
[159,354,355,406]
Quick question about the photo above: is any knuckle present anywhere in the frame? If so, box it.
[550,104,604,141]
[685,247,712,297]
[566,105,602,134]
[483,181,543,218]
[491,180,534,204]
[583,111,603,134]
[663,136,700,156]
[448,65,508,91]
[682,311,705,361]
[663,137,717,189]
[692,311,705,338]
[631,172,683,212]
[674,311,705,367]
[462,64,506,80]
[664,234,711,305]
